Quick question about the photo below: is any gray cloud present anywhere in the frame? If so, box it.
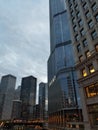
[0,0,50,88]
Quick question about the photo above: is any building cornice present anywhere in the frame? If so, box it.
[77,70,98,86]
[75,52,98,69]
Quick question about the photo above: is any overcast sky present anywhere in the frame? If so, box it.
[0,0,50,88]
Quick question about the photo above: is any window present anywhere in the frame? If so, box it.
[83,39,88,47]
[86,51,91,57]
[95,13,98,21]
[83,3,88,10]
[91,30,97,40]
[77,12,80,18]
[85,11,91,18]
[72,17,75,24]
[88,20,94,28]
[75,34,80,41]
[88,64,95,73]
[95,44,98,51]
[86,85,97,97]
[75,5,78,11]
[71,11,74,17]
[70,4,73,9]
[85,83,98,98]
[88,104,98,126]
[92,3,97,12]
[79,55,84,62]
[80,28,85,36]
[82,68,87,77]
[77,44,81,52]
[78,19,83,27]
[73,25,78,32]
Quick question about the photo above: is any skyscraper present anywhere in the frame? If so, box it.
[39,82,47,121]
[0,74,16,120]
[48,0,82,129]
[11,100,22,120]
[20,76,37,120]
[66,0,98,130]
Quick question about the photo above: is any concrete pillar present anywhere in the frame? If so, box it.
[80,86,91,130]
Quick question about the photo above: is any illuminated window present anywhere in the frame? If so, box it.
[88,64,95,73]
[85,83,98,98]
[86,51,91,58]
[86,85,96,97]
[82,68,87,77]
[95,44,98,51]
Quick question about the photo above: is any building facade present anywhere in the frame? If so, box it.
[39,82,47,121]
[48,0,83,129]
[0,74,16,120]
[20,76,37,120]
[33,104,40,121]
[11,100,22,120]
[66,0,98,130]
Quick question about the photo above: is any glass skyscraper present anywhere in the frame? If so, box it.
[48,0,83,129]
[0,74,16,120]
[20,76,37,120]
[39,82,47,121]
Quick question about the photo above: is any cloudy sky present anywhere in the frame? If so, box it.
[0,0,50,88]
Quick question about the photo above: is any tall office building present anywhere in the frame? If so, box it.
[39,82,47,121]
[0,74,16,120]
[20,76,37,120]
[48,0,83,129]
[66,0,98,130]
[11,100,22,120]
